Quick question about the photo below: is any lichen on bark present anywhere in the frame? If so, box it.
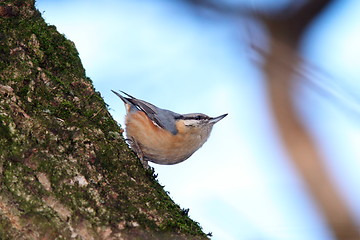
[0,1,208,239]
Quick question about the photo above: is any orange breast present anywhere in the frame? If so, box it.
[125,111,206,164]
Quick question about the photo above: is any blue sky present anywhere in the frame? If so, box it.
[36,0,360,239]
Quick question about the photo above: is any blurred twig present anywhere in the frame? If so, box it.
[300,63,360,120]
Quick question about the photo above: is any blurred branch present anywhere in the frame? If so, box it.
[263,38,359,240]
[184,0,360,238]
[260,1,360,239]
[261,1,360,239]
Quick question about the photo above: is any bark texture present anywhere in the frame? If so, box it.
[0,1,208,239]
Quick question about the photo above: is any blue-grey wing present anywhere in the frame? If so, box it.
[130,98,180,135]
[112,91,180,135]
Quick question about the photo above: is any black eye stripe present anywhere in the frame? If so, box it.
[185,116,207,120]
[175,114,209,120]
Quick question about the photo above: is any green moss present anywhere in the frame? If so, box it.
[22,213,66,239]
[0,115,13,145]
[0,216,15,240]
[0,1,208,239]
[0,122,23,162]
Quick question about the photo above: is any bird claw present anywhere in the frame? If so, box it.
[127,137,149,168]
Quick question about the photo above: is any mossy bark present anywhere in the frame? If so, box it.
[0,1,208,239]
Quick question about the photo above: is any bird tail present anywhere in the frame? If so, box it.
[111,90,133,104]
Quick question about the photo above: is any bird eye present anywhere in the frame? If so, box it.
[195,115,202,120]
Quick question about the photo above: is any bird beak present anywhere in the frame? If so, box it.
[209,113,228,124]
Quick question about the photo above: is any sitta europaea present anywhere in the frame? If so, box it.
[112,90,227,165]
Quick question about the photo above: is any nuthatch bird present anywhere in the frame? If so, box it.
[112,90,227,165]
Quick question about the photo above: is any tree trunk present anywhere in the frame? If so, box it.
[0,1,208,239]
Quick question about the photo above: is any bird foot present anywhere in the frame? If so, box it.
[126,138,149,168]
